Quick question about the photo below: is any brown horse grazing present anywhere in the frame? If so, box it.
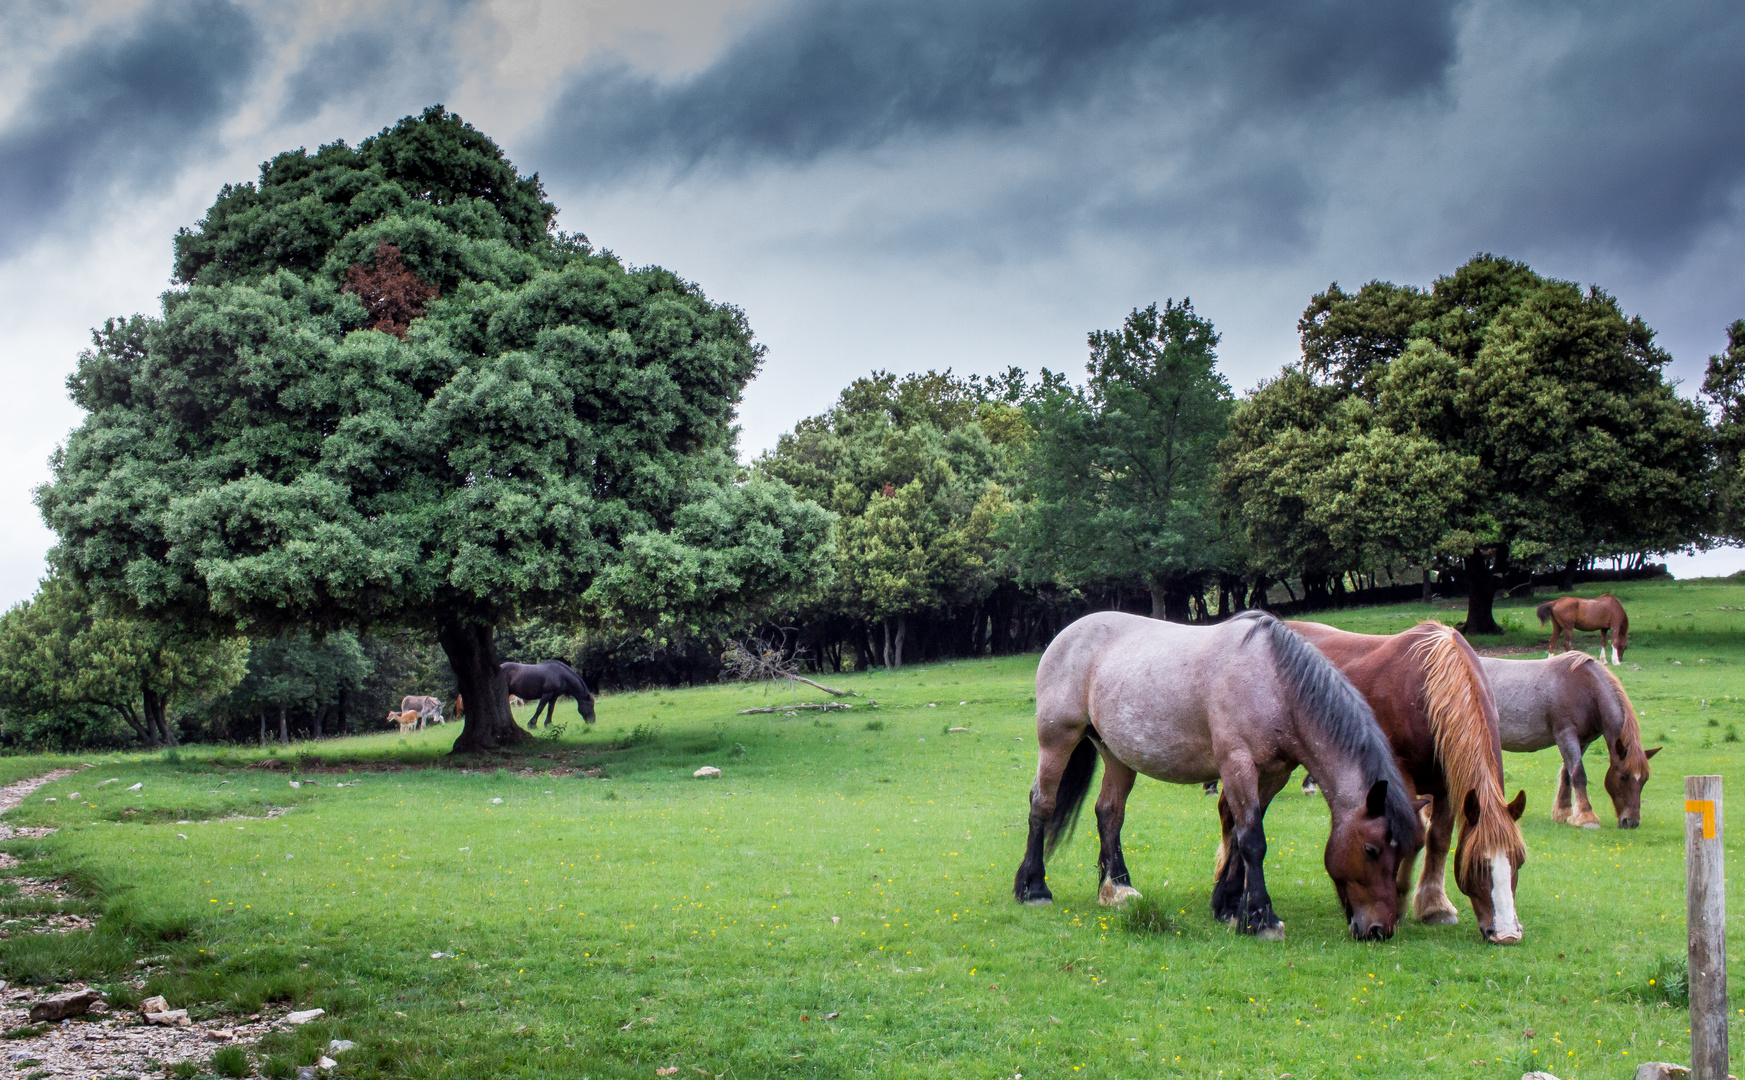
[1015,611,1425,941]
[1538,594,1629,665]
[1483,653,1659,828]
[1290,621,1529,945]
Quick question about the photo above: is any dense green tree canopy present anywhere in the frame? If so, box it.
[0,573,247,748]
[1014,301,1234,620]
[39,107,830,750]
[1224,255,1712,632]
[757,369,1024,665]
[1703,319,1745,541]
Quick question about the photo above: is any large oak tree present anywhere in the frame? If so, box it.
[39,107,830,751]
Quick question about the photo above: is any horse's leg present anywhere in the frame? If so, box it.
[1413,793,1460,925]
[1095,756,1141,907]
[527,697,550,729]
[1551,763,1574,824]
[1212,759,1287,939]
[1557,729,1600,828]
[1013,731,1080,905]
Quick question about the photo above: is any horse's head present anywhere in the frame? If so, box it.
[1325,780,1425,941]
[1454,788,1528,944]
[1604,738,1659,829]
[384,711,399,726]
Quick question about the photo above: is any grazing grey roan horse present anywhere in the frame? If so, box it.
[1482,652,1658,829]
[1013,610,1425,941]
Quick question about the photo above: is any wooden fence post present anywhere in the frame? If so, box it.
[1686,775,1728,1080]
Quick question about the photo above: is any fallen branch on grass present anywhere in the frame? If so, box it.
[722,638,855,697]
[737,702,854,714]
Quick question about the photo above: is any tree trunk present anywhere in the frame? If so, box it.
[1149,581,1168,619]
[1560,559,1578,591]
[881,620,893,668]
[442,619,532,753]
[337,688,349,735]
[278,702,288,746]
[111,704,151,746]
[893,615,907,669]
[143,688,175,747]
[1422,564,1433,603]
[259,712,266,748]
[1463,549,1504,634]
[312,704,327,740]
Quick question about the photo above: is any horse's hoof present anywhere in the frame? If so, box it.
[1418,907,1459,926]
[1579,820,1601,830]
[1254,923,1286,942]
[1021,897,1052,907]
[1099,884,1142,907]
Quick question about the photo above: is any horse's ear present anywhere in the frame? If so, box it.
[1615,736,1631,759]
[1645,746,1662,759]
[1507,789,1527,821]
[1365,780,1388,818]
[1412,795,1433,815]
[1462,789,1481,829]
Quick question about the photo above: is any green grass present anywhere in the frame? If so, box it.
[0,579,1741,1077]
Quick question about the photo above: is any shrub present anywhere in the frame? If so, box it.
[210,1044,249,1078]
[1121,895,1178,938]
[863,719,886,732]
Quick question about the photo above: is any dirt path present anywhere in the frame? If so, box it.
[0,766,87,841]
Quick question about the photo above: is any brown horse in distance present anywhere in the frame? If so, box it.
[1538,594,1629,665]
[1291,621,1529,944]
[1483,652,1658,828]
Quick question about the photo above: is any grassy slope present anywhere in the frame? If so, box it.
[0,580,1739,1079]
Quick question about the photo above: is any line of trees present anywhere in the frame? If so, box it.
[750,256,1730,669]
[0,104,1739,749]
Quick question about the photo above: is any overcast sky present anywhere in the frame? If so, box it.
[2,0,1743,607]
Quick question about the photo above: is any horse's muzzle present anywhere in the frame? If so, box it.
[1349,920,1392,942]
[1618,816,1640,830]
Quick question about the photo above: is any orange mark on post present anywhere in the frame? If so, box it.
[1685,799,1717,839]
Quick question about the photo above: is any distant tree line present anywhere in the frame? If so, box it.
[2,104,1741,749]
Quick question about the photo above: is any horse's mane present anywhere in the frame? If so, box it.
[1408,623,1527,882]
[1234,612,1419,847]
[1562,651,1648,769]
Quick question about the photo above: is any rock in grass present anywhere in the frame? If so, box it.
[27,988,102,1021]
[145,1008,191,1026]
[329,1039,354,1054]
[139,995,170,1015]
[693,766,722,779]
[318,1055,338,1069]
[206,1028,235,1041]
[285,1008,326,1025]
[1522,1072,1561,1080]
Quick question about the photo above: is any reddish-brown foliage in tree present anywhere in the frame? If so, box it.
[342,242,438,338]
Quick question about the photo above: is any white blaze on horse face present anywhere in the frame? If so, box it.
[1488,853,1522,941]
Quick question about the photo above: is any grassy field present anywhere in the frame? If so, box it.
[0,579,1740,1078]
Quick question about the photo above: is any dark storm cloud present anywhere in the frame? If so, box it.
[1458,4,1745,266]
[0,0,261,258]
[532,0,1745,272]
[276,1,483,127]
[533,0,1462,174]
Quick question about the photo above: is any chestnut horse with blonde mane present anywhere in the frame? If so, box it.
[1483,652,1658,828]
[1291,621,1529,945]
[1538,594,1628,665]
[1016,611,1425,941]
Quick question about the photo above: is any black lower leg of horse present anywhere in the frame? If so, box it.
[1013,808,1052,904]
[527,698,550,728]
[1233,823,1280,934]
[1209,794,1245,923]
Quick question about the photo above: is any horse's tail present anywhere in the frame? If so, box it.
[1236,612,1418,848]
[1411,624,1527,884]
[1043,735,1100,857]
[1536,600,1555,626]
